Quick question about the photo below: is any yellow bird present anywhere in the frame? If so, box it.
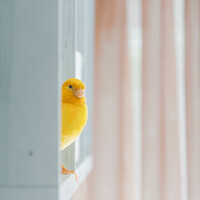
[61,78,88,181]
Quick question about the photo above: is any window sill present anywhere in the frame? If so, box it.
[60,155,92,200]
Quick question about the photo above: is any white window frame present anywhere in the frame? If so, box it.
[0,0,94,200]
[60,0,94,199]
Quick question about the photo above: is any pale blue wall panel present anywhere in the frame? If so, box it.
[0,0,61,189]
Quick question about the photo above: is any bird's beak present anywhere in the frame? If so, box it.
[74,89,85,98]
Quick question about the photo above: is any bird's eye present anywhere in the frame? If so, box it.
[69,85,72,88]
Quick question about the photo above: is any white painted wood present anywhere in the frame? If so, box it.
[0,0,62,199]
[80,0,95,161]
[0,0,60,186]
[75,51,83,164]
[61,0,76,177]
[75,0,95,165]
[60,0,95,198]
[62,0,76,82]
[60,156,92,200]
[0,0,94,199]
[0,188,58,200]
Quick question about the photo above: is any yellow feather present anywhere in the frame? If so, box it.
[61,78,88,150]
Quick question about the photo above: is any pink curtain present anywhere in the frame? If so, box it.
[142,0,200,199]
[72,0,134,199]
[143,0,181,199]
[185,0,200,199]
[71,0,200,199]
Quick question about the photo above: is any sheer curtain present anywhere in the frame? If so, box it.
[185,0,200,199]
[71,0,200,199]
[129,0,200,199]
[72,0,134,199]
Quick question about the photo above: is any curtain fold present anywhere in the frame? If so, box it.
[185,0,200,199]
[71,0,200,199]
[142,0,163,199]
[71,0,134,199]
[160,0,181,199]
[142,0,182,199]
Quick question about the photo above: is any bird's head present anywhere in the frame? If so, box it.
[62,78,86,105]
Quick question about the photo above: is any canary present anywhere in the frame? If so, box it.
[61,78,88,181]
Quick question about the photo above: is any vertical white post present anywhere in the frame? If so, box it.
[0,0,62,199]
[61,0,76,174]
